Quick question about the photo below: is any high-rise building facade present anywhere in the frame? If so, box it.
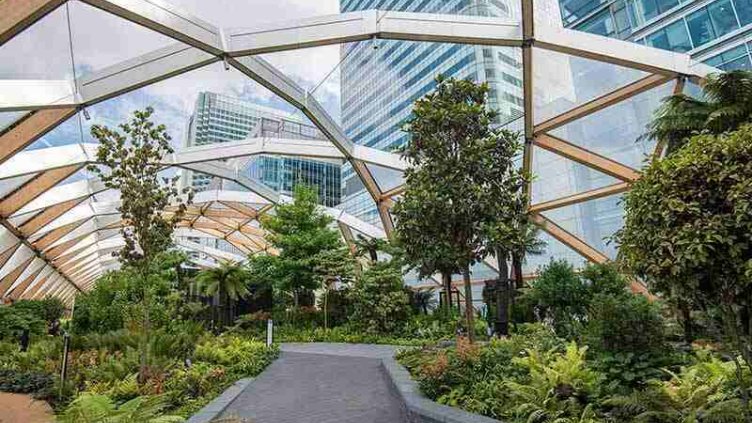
[338,0,522,225]
[559,0,752,70]
[184,92,342,207]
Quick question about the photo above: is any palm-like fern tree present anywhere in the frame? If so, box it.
[195,261,251,330]
[354,235,388,264]
[645,70,752,155]
[411,287,438,314]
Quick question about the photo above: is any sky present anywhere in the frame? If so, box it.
[0,0,344,150]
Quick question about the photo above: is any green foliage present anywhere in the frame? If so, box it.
[644,70,752,154]
[0,302,47,340]
[193,336,279,377]
[524,260,591,338]
[583,293,666,355]
[350,261,412,335]
[71,254,182,334]
[195,261,251,302]
[616,124,752,368]
[260,185,348,304]
[87,107,191,266]
[0,368,54,396]
[58,393,184,423]
[394,76,525,335]
[506,343,603,423]
[11,298,66,324]
[606,349,751,422]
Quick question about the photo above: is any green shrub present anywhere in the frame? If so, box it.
[0,303,46,340]
[0,368,54,396]
[350,262,412,335]
[194,336,279,377]
[524,260,590,338]
[605,349,751,422]
[583,293,666,355]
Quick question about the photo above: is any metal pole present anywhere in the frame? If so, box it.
[266,319,273,347]
[59,332,70,397]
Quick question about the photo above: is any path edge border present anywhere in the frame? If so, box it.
[186,377,254,423]
[381,356,503,423]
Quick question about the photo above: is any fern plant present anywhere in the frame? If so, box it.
[58,393,184,423]
[605,350,750,422]
[506,342,605,423]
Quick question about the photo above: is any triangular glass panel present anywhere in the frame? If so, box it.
[0,174,38,199]
[532,46,650,125]
[531,145,621,205]
[24,113,84,151]
[522,230,590,275]
[365,163,404,192]
[540,192,625,260]
[67,1,185,77]
[549,80,674,169]
[0,112,29,133]
[0,6,74,80]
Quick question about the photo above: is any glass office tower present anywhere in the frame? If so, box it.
[184,92,341,207]
[559,0,752,70]
[338,0,523,226]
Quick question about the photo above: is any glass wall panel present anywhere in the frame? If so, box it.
[522,231,589,274]
[550,81,673,168]
[541,193,625,260]
[533,48,648,125]
[531,147,621,205]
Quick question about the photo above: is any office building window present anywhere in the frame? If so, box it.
[687,8,719,46]
[705,42,752,69]
[736,0,752,24]
[646,19,693,51]
[708,0,740,37]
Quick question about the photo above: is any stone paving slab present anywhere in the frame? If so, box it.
[218,344,409,423]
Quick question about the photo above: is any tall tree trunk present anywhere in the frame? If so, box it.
[442,272,453,315]
[463,267,475,343]
[138,269,151,385]
[678,299,694,343]
[512,252,524,290]
[496,248,510,337]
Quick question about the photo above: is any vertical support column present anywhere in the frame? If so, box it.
[521,0,535,206]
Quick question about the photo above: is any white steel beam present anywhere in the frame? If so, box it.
[227,10,521,56]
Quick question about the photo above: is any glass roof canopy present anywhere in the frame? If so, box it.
[0,0,716,304]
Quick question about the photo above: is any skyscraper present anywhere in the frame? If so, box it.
[184,92,342,207]
[339,0,522,225]
[559,0,752,70]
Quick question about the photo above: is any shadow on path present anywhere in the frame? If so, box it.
[219,343,409,423]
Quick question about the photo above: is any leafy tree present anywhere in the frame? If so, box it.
[195,261,251,330]
[260,185,345,306]
[313,246,355,330]
[350,260,412,335]
[86,107,192,382]
[395,76,507,340]
[615,125,752,380]
[644,70,752,154]
[524,260,591,338]
[479,129,537,336]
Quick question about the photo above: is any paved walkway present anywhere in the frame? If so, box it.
[218,343,409,423]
